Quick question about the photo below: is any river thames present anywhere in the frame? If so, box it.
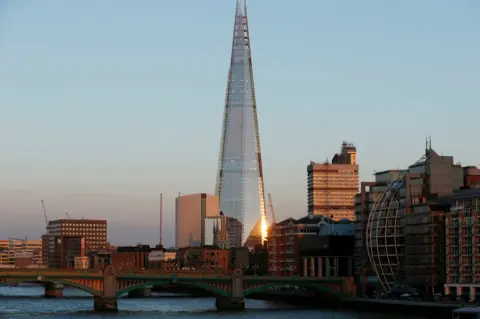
[0,286,431,318]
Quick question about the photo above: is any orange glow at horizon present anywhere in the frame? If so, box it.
[261,213,268,242]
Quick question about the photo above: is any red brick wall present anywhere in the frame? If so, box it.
[466,175,480,187]
[202,249,230,270]
[111,252,148,270]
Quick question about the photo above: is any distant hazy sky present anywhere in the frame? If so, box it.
[0,0,478,246]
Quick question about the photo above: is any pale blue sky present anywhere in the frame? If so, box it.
[0,0,478,246]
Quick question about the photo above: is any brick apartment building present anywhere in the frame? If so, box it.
[177,246,230,270]
[445,188,480,301]
[267,214,354,277]
[463,166,480,189]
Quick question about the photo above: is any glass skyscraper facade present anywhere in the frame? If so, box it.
[215,0,267,248]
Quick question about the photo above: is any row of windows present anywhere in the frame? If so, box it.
[310,177,358,182]
[311,170,357,175]
[83,236,106,240]
[62,224,106,228]
[310,195,356,201]
[448,216,480,226]
[62,231,106,235]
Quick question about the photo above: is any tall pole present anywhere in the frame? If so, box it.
[431,214,435,294]
[159,193,163,246]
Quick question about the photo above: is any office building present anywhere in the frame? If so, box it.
[0,239,43,267]
[307,141,359,221]
[226,216,242,248]
[215,0,268,248]
[175,193,220,248]
[41,234,49,266]
[365,144,464,293]
[403,149,462,292]
[44,219,107,268]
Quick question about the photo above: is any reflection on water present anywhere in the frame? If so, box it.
[0,285,429,318]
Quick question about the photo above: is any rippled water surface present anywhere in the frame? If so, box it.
[0,286,429,318]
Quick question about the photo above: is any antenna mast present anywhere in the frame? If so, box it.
[159,193,163,246]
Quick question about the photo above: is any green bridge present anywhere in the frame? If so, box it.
[0,267,355,311]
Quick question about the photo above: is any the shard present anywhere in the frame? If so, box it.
[215,0,267,248]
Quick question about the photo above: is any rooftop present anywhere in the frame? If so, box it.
[272,215,354,227]
[48,219,107,224]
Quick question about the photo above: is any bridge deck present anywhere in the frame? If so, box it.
[0,270,344,283]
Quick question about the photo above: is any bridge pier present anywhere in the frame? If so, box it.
[215,296,245,311]
[215,267,245,311]
[94,296,118,312]
[127,287,152,298]
[93,264,118,312]
[44,282,63,298]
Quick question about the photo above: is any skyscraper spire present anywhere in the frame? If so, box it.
[235,0,242,15]
[215,0,267,249]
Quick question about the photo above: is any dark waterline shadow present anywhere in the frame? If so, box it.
[1,307,325,317]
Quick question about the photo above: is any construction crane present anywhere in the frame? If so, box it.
[65,212,70,219]
[8,237,28,249]
[267,193,277,224]
[41,200,48,228]
[8,237,27,242]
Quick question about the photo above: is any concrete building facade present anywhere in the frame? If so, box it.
[307,142,359,221]
[175,193,220,248]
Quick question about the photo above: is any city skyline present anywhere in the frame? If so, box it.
[0,0,479,245]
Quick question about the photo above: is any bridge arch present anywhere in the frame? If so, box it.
[243,283,342,298]
[116,281,230,298]
[0,279,102,296]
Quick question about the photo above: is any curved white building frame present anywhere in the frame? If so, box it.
[366,152,432,292]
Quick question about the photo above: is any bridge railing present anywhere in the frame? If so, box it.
[117,270,228,278]
[0,268,228,278]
